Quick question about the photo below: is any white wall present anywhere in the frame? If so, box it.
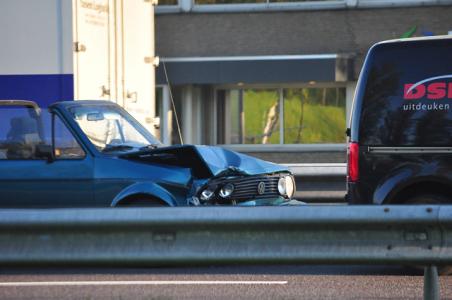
[0,0,73,75]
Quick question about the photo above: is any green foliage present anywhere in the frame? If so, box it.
[243,90,280,144]
[401,26,417,38]
[236,88,345,144]
[284,100,346,143]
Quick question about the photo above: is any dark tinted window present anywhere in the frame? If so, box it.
[0,107,84,160]
[0,107,43,160]
[40,113,85,159]
[358,39,452,146]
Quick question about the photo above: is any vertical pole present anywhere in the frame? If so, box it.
[211,88,218,145]
[180,0,193,12]
[279,88,284,144]
[161,85,171,146]
[182,85,193,144]
[238,90,245,144]
[424,265,439,300]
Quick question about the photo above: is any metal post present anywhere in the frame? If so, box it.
[238,89,245,144]
[182,85,193,144]
[424,265,439,300]
[161,85,172,146]
[279,88,284,144]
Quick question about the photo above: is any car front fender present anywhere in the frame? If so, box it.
[111,182,177,207]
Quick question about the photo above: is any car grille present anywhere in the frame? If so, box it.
[230,175,281,201]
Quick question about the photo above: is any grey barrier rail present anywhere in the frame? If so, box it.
[285,163,347,202]
[0,205,451,299]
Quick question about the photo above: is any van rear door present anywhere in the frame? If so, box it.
[354,38,452,147]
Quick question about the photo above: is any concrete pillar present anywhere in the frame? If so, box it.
[182,85,193,144]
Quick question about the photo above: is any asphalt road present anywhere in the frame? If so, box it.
[1,265,451,300]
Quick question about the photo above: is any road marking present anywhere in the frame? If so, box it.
[0,280,288,287]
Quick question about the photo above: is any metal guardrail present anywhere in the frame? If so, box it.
[0,206,451,299]
[222,145,348,202]
[284,163,347,202]
[285,163,346,177]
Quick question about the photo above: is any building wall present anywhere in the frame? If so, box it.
[156,6,452,77]
[155,5,452,163]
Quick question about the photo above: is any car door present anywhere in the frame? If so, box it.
[0,106,94,207]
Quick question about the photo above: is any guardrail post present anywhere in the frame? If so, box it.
[424,265,439,300]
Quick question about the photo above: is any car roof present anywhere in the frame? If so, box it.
[50,100,117,109]
[376,35,452,46]
[0,100,41,114]
[0,99,39,108]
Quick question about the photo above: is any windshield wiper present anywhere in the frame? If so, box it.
[102,144,135,153]
[139,144,160,151]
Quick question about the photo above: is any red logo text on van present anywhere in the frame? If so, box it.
[404,75,452,100]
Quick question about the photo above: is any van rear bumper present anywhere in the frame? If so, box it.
[347,181,373,205]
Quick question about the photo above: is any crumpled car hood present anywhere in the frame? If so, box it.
[195,145,288,177]
[120,144,289,178]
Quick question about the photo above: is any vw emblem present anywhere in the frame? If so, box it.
[257,182,266,195]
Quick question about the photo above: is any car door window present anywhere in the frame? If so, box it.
[0,107,42,160]
[52,116,86,159]
[0,108,85,160]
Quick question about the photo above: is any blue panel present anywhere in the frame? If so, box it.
[0,74,74,108]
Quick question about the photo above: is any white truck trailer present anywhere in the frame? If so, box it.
[0,0,158,134]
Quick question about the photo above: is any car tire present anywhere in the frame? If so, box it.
[121,198,168,207]
[404,194,451,275]
[404,194,448,205]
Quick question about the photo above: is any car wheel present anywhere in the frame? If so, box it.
[404,194,448,205]
[404,194,451,275]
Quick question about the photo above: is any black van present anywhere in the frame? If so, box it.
[346,36,452,205]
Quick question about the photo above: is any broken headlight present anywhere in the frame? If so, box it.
[219,183,235,198]
[200,187,215,201]
[278,175,295,198]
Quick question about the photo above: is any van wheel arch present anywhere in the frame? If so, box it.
[387,181,452,205]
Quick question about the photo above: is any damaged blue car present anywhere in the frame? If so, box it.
[0,100,295,207]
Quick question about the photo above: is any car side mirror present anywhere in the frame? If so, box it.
[35,144,55,163]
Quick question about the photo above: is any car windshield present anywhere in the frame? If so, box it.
[68,104,161,153]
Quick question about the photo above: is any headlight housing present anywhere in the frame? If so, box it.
[285,175,295,199]
[278,177,287,195]
[278,175,295,199]
[200,188,215,201]
[219,183,234,198]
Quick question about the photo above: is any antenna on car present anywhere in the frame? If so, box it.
[162,60,184,145]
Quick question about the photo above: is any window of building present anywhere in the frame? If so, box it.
[217,86,346,145]
[158,0,178,5]
[284,88,346,143]
[227,89,280,144]
[195,0,332,4]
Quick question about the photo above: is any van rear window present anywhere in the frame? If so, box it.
[358,39,452,146]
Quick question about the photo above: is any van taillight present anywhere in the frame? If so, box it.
[348,142,359,182]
